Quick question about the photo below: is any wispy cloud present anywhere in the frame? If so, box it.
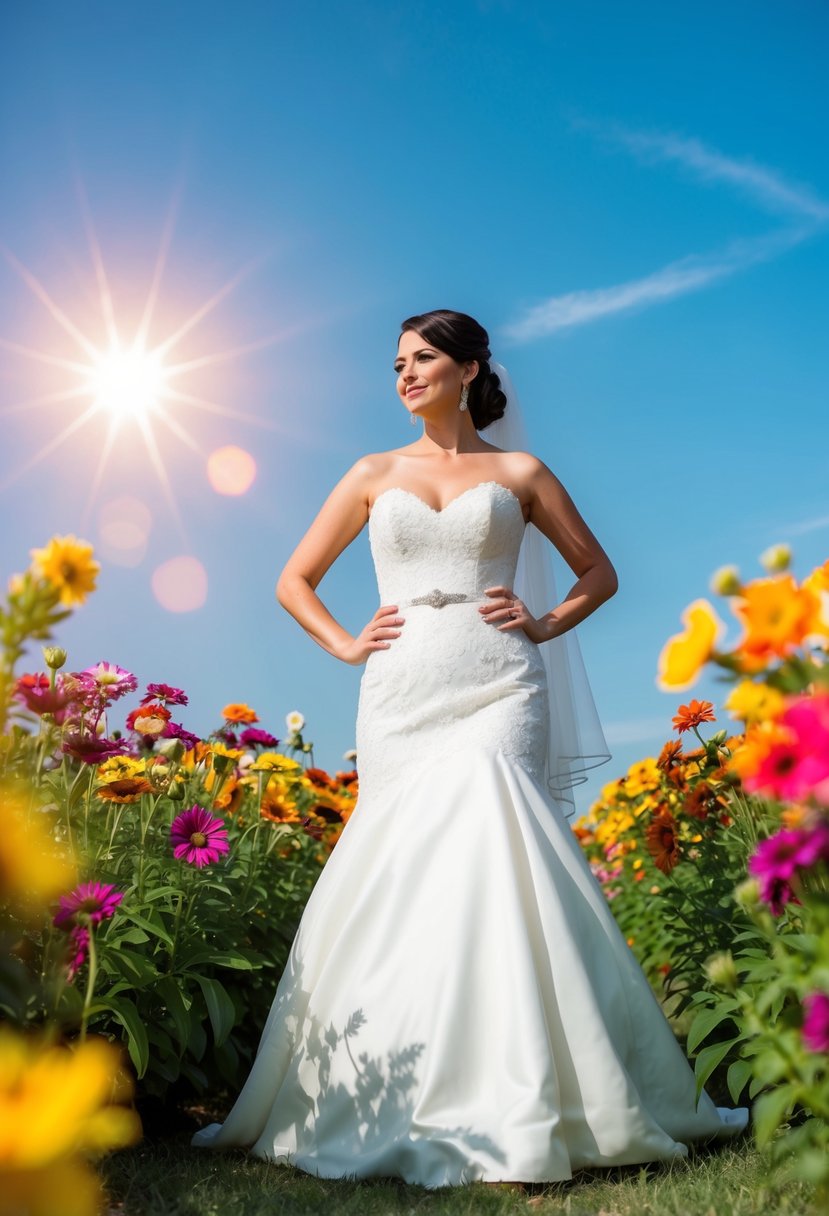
[579,119,829,223]
[778,513,829,538]
[602,717,668,746]
[503,226,809,341]
[502,120,829,344]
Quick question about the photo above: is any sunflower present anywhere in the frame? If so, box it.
[29,535,100,606]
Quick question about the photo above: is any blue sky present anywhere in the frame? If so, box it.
[1,1,827,819]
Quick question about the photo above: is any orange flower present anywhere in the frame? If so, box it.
[645,807,681,874]
[683,780,728,821]
[672,699,716,734]
[96,777,153,804]
[728,718,794,785]
[656,740,683,771]
[221,703,259,724]
[732,574,828,665]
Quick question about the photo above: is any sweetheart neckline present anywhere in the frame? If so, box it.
[369,480,526,522]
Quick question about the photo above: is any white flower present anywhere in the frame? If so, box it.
[285,710,305,733]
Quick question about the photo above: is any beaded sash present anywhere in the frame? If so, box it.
[401,588,479,609]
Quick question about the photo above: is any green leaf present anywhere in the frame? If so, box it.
[156,975,191,1050]
[99,995,150,1078]
[753,1085,796,1147]
[195,975,236,1047]
[694,1036,741,1102]
[181,948,263,971]
[726,1057,754,1104]
[687,1004,739,1055]
[118,908,174,947]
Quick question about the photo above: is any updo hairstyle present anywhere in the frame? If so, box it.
[399,309,507,431]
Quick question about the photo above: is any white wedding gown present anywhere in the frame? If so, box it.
[191,480,748,1186]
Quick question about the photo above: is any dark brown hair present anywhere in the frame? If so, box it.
[399,309,507,430]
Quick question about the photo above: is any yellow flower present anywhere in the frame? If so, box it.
[0,1029,141,1216]
[1,783,76,910]
[624,758,660,797]
[631,858,643,870]
[724,680,785,725]
[209,742,244,762]
[657,599,725,691]
[29,535,100,606]
[249,752,303,777]
[96,756,145,782]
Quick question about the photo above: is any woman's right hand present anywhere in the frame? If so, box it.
[338,605,405,666]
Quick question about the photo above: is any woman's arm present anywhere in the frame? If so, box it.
[505,453,619,643]
[275,457,404,665]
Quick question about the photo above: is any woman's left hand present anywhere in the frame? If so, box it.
[480,585,549,644]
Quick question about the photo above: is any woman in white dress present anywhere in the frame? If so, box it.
[191,309,748,1187]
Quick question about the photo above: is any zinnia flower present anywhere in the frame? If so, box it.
[239,727,279,748]
[161,721,201,751]
[672,699,716,734]
[142,682,188,706]
[14,672,75,716]
[170,805,229,868]
[95,777,153,803]
[748,825,829,915]
[66,924,90,981]
[801,991,829,1053]
[744,694,829,803]
[126,702,172,736]
[29,534,100,605]
[61,733,128,764]
[77,661,138,702]
[222,702,258,724]
[53,881,124,930]
[733,574,827,666]
[286,709,305,733]
[645,808,681,874]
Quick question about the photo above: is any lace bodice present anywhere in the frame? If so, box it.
[367,481,526,603]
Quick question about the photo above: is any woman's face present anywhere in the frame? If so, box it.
[393,329,473,419]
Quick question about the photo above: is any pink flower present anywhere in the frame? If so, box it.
[77,661,138,703]
[802,991,829,1053]
[53,881,124,930]
[66,925,90,981]
[142,682,189,707]
[14,672,75,716]
[745,694,829,803]
[239,727,279,749]
[170,805,230,868]
[61,733,128,764]
[748,824,829,915]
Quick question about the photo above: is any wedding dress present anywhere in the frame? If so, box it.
[191,479,748,1186]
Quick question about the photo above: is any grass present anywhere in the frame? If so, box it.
[100,1126,820,1216]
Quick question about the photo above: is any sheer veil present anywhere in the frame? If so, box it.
[485,361,612,820]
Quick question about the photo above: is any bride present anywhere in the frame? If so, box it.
[191,309,748,1187]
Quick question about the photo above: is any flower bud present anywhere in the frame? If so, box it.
[157,737,185,762]
[710,566,742,596]
[704,949,738,991]
[42,646,67,670]
[211,752,234,774]
[759,543,791,573]
[733,876,761,910]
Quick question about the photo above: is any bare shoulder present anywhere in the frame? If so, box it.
[480,445,556,488]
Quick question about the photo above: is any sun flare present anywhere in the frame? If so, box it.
[89,343,168,421]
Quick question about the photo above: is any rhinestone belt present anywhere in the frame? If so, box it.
[401,588,479,609]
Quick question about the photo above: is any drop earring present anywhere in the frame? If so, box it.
[459,383,469,412]
[410,411,417,426]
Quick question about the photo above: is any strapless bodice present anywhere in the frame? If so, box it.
[367,481,526,605]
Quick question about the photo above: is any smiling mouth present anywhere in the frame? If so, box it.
[407,386,425,397]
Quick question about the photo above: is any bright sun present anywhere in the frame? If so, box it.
[90,344,167,420]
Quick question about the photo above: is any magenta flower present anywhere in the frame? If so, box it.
[61,732,129,764]
[746,694,829,803]
[748,825,829,915]
[66,925,90,981]
[142,682,189,707]
[802,991,829,1053]
[53,881,124,931]
[240,727,279,749]
[162,721,201,751]
[77,661,138,702]
[170,805,230,868]
[14,672,75,716]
